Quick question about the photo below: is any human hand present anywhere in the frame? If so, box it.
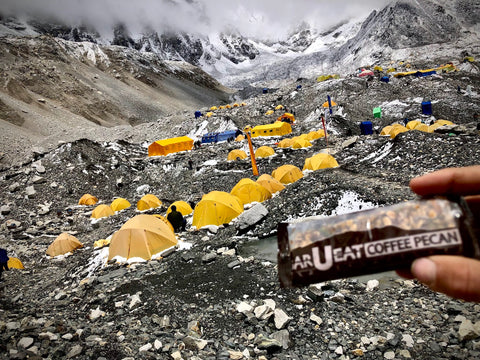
[397,166,480,302]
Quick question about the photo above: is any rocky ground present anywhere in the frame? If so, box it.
[1,34,480,359]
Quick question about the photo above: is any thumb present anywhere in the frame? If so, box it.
[411,256,480,302]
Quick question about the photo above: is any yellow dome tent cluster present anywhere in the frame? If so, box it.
[381,120,455,139]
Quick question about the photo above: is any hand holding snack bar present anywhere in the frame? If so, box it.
[401,166,480,302]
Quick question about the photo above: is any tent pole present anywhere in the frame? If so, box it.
[244,126,259,176]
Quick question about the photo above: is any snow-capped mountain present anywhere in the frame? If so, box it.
[0,0,478,87]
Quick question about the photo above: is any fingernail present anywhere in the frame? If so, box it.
[412,258,437,285]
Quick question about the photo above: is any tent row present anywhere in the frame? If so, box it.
[85,194,192,220]
[381,120,455,139]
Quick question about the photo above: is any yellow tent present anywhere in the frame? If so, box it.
[108,215,177,261]
[91,204,115,219]
[374,65,383,71]
[148,136,194,157]
[316,74,340,82]
[153,214,175,233]
[292,139,312,149]
[306,130,325,141]
[256,174,286,194]
[252,122,292,137]
[7,257,24,269]
[110,198,131,212]
[166,201,193,216]
[78,194,98,206]
[241,102,247,106]
[255,146,275,159]
[304,153,339,171]
[46,233,83,257]
[435,120,454,126]
[206,112,214,117]
[219,106,225,110]
[277,138,295,148]
[414,123,429,132]
[265,110,275,116]
[389,125,409,139]
[322,100,338,108]
[275,105,284,110]
[137,194,162,211]
[380,125,393,136]
[192,191,243,228]
[227,149,248,161]
[387,68,396,73]
[231,178,272,204]
[210,106,218,111]
[226,104,232,109]
[272,164,304,184]
[94,239,111,248]
[277,113,295,123]
[233,103,240,107]
[406,120,422,130]
[235,134,245,141]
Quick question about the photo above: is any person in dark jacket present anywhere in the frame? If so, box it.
[167,205,186,233]
[0,248,9,282]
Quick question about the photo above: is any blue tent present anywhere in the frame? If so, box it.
[201,130,239,144]
[217,130,237,142]
[380,76,390,83]
[263,88,269,94]
[194,111,202,119]
[422,101,432,115]
[360,121,373,135]
[201,133,218,144]
[416,70,436,78]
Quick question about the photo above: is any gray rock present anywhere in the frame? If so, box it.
[227,260,241,269]
[17,337,34,349]
[66,345,83,358]
[31,175,45,184]
[1,205,11,215]
[202,252,217,263]
[274,308,291,330]
[235,203,268,231]
[25,185,36,198]
[271,329,290,349]
[459,319,480,341]
[9,182,21,192]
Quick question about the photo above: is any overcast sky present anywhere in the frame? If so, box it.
[1,0,391,40]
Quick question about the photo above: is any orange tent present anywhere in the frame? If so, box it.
[227,149,248,161]
[272,164,304,184]
[78,194,98,206]
[137,194,162,211]
[256,174,286,194]
[108,215,177,261]
[91,204,115,219]
[230,178,272,204]
[277,113,295,123]
[46,233,83,257]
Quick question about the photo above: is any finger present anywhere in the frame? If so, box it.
[411,256,480,302]
[410,166,480,197]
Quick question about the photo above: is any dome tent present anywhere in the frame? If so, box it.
[230,178,271,205]
[192,191,243,228]
[304,153,339,171]
[46,233,83,257]
[227,149,248,161]
[256,174,286,194]
[272,164,304,185]
[255,146,275,159]
[108,215,177,262]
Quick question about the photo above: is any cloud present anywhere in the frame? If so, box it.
[0,0,391,39]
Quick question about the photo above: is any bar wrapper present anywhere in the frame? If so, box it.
[278,197,480,288]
